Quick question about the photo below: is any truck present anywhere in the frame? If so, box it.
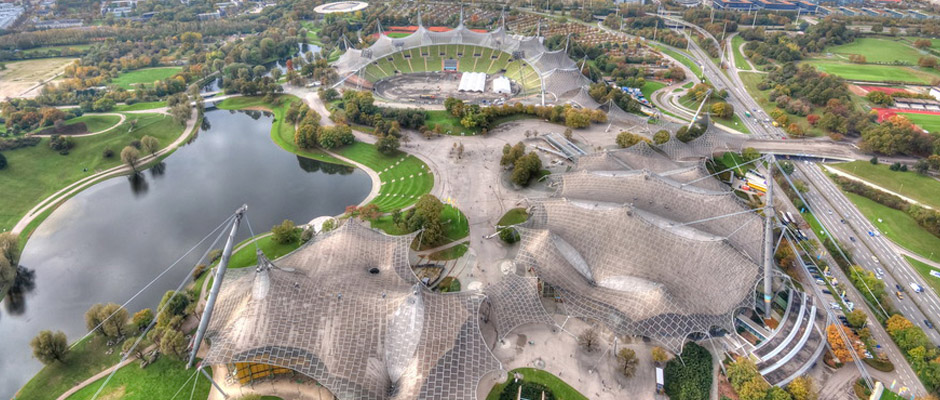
[910,283,924,293]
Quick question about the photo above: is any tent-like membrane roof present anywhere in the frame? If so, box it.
[202,221,500,400]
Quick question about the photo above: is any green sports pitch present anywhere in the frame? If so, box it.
[360,44,542,93]
[802,59,940,84]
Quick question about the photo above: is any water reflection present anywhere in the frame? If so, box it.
[4,266,36,316]
[0,109,370,396]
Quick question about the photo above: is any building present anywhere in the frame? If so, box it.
[33,19,83,29]
[197,11,221,20]
[492,76,511,94]
[0,3,24,30]
[712,0,757,10]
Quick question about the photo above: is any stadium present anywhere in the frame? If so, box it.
[333,12,595,106]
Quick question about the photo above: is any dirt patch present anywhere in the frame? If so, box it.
[97,385,126,400]
[847,84,868,97]
[240,106,273,112]
[0,58,77,99]
[37,122,88,136]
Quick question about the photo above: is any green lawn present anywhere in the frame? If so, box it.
[15,335,123,400]
[843,192,940,263]
[16,44,92,57]
[678,94,750,134]
[802,59,940,84]
[732,35,750,70]
[65,358,211,400]
[228,233,303,269]
[0,113,184,231]
[334,142,434,212]
[111,67,183,89]
[66,114,122,133]
[113,101,166,112]
[426,110,475,135]
[831,161,940,210]
[904,256,940,297]
[387,32,411,38]
[485,368,588,400]
[824,37,925,65]
[640,80,667,100]
[897,112,940,133]
[716,152,748,176]
[498,207,529,226]
[441,204,469,241]
[429,242,469,260]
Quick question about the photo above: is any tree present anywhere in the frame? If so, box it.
[616,131,649,148]
[376,134,400,155]
[132,308,154,332]
[121,146,140,171]
[870,156,879,165]
[85,303,128,339]
[616,348,639,377]
[271,219,298,244]
[919,57,938,69]
[653,130,670,145]
[140,135,159,156]
[30,330,69,365]
[500,142,526,167]
[787,123,804,137]
[564,128,573,140]
[845,309,867,329]
[510,152,542,186]
[0,232,19,292]
[577,327,600,352]
[827,324,864,362]
[159,327,187,359]
[711,101,734,119]
[663,342,712,400]
[0,152,6,170]
[652,346,669,364]
[786,376,819,400]
[915,39,933,49]
[807,114,820,126]
[741,147,761,163]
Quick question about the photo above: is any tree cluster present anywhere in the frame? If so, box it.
[500,142,543,187]
[885,314,940,390]
[663,342,712,400]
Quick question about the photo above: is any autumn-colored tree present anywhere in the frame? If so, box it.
[914,39,933,49]
[806,114,820,126]
[787,375,819,400]
[827,324,864,362]
[651,346,669,364]
[787,123,804,137]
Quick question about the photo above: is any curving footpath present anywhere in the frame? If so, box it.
[32,113,126,137]
[11,111,200,235]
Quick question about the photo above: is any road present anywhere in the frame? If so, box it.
[662,16,935,394]
[795,162,940,344]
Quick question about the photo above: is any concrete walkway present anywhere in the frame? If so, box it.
[12,110,200,234]
[822,164,934,210]
[55,345,157,400]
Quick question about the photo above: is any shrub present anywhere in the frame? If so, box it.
[663,342,712,400]
[271,219,299,244]
[48,135,73,152]
[0,152,6,170]
[102,146,114,158]
[192,263,207,280]
[499,227,520,243]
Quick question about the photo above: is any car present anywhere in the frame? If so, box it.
[868,231,875,237]
[910,283,924,293]
[897,291,905,300]
[926,320,935,329]
[896,284,904,291]
[876,268,885,276]
[840,219,845,224]
[849,236,856,242]
[872,256,879,263]
[830,302,842,310]
[822,289,832,295]
[816,279,826,285]
[845,302,855,312]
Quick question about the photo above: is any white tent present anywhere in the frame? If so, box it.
[458,72,486,92]
[492,76,511,94]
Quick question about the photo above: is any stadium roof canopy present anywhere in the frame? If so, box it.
[333,11,591,102]
[202,222,500,400]
[512,142,765,352]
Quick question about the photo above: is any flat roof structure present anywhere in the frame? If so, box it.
[458,72,486,92]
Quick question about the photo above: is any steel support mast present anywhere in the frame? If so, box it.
[187,204,248,369]
[763,156,775,317]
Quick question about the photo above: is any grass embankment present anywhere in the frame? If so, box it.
[65,114,122,133]
[16,44,92,57]
[428,242,469,260]
[802,59,940,84]
[843,192,940,264]
[113,101,166,112]
[716,152,748,176]
[485,368,588,400]
[498,208,529,226]
[904,256,940,297]
[640,80,667,100]
[370,204,469,247]
[65,358,211,400]
[218,95,435,211]
[731,35,750,70]
[830,161,940,210]
[111,67,183,89]
[0,113,183,231]
[15,336,123,400]
[334,142,434,211]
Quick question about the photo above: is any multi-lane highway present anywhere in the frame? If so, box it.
[795,162,940,343]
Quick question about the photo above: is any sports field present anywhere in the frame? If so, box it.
[825,37,925,64]
[898,112,940,133]
[803,59,940,84]
[112,67,183,89]
[640,80,667,99]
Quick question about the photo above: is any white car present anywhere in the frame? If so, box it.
[830,302,842,310]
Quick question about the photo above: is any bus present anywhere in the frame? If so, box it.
[745,111,752,118]
[745,170,768,193]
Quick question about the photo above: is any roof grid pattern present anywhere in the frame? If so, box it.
[483,273,556,340]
